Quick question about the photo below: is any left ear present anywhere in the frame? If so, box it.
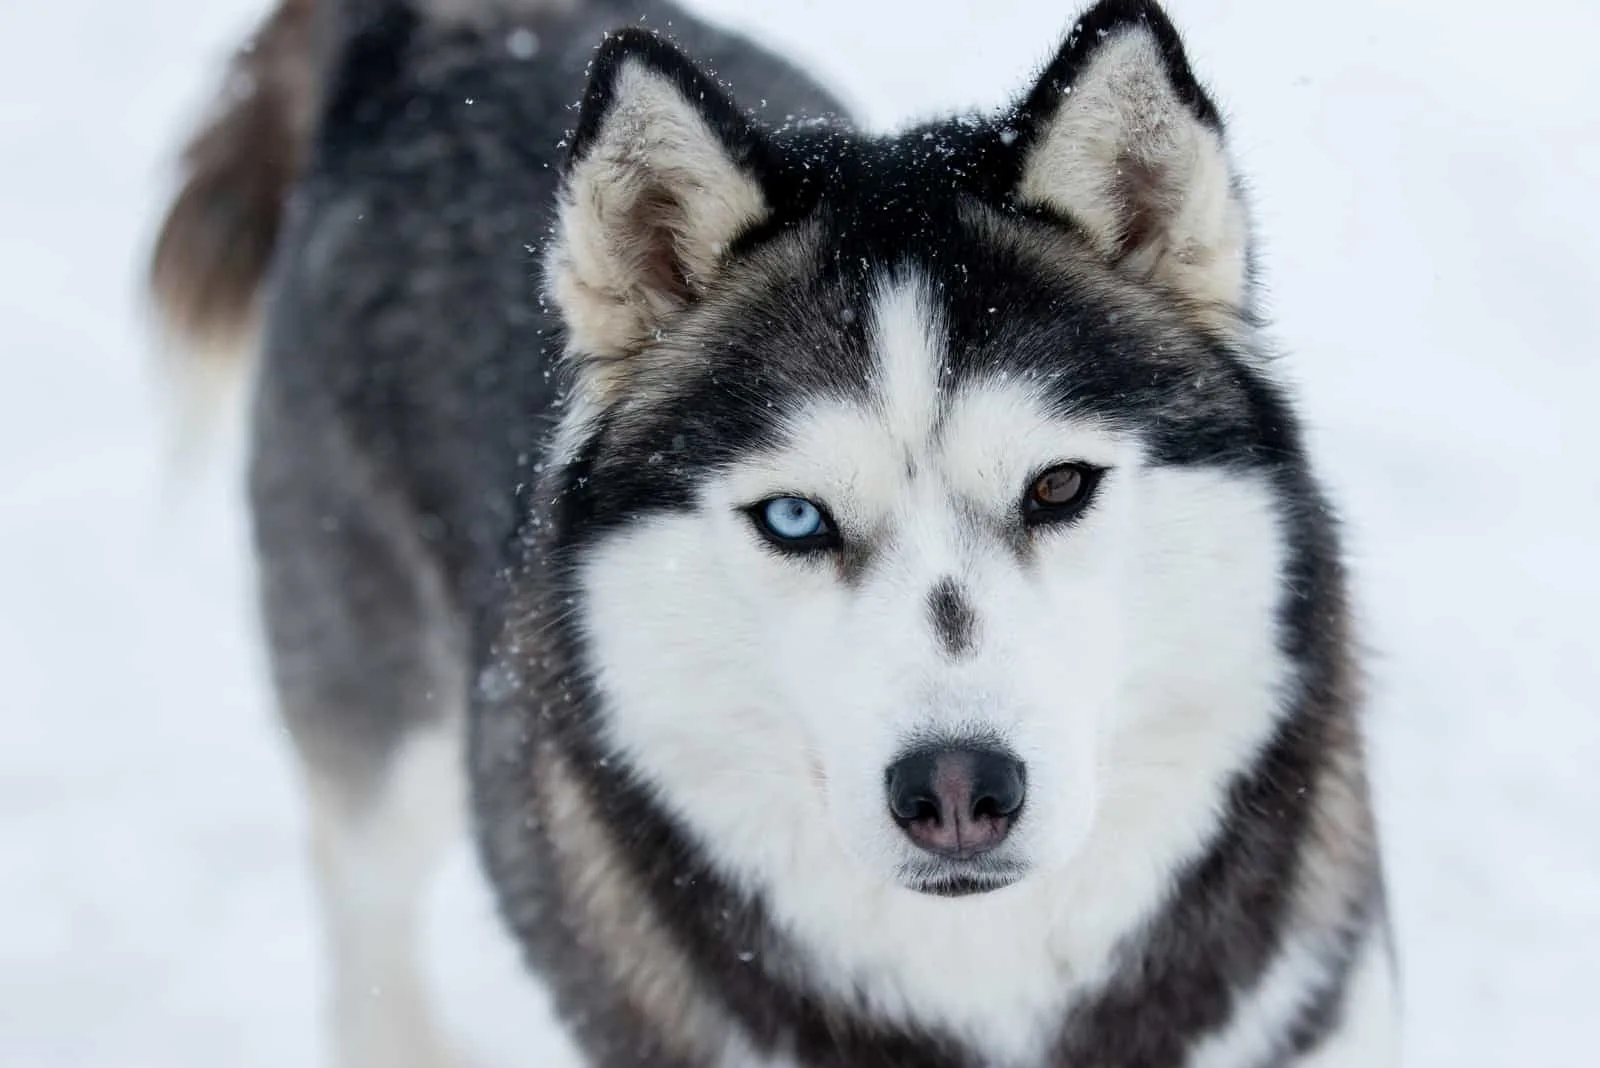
[1012,0,1250,311]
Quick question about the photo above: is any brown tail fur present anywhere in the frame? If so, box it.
[147,0,318,357]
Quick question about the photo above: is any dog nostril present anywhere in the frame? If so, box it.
[890,790,941,825]
[969,752,1026,821]
[969,788,1023,822]
[887,754,945,824]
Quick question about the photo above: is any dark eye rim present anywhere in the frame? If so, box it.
[744,496,842,554]
[1022,462,1105,527]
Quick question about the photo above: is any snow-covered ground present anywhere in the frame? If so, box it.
[1,0,1594,1065]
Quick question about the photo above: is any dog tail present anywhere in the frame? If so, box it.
[147,0,319,363]
[147,0,584,364]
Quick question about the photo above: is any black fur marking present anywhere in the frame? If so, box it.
[928,577,977,657]
[1053,693,1329,1064]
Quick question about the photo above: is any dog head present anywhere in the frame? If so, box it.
[542,0,1294,901]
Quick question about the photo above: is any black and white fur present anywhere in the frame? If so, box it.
[150,0,1398,1064]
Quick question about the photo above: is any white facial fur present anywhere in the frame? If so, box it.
[573,272,1295,1055]
[705,280,1135,881]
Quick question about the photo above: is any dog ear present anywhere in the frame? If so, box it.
[1010,0,1250,311]
[547,30,772,393]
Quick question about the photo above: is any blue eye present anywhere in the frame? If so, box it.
[763,497,824,539]
[751,496,836,550]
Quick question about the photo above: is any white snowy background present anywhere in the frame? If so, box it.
[1,0,1595,1065]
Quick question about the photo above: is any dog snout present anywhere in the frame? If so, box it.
[886,746,1025,859]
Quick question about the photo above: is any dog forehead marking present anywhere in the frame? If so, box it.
[927,577,978,657]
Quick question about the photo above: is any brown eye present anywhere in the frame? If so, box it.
[1024,463,1101,526]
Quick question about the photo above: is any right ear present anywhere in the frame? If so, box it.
[546,30,773,398]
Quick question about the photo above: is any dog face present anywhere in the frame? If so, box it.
[547,3,1292,900]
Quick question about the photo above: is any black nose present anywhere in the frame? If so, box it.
[886,746,1025,859]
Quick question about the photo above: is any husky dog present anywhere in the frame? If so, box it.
[150,0,1398,1064]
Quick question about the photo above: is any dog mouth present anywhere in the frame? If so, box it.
[899,859,1025,898]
